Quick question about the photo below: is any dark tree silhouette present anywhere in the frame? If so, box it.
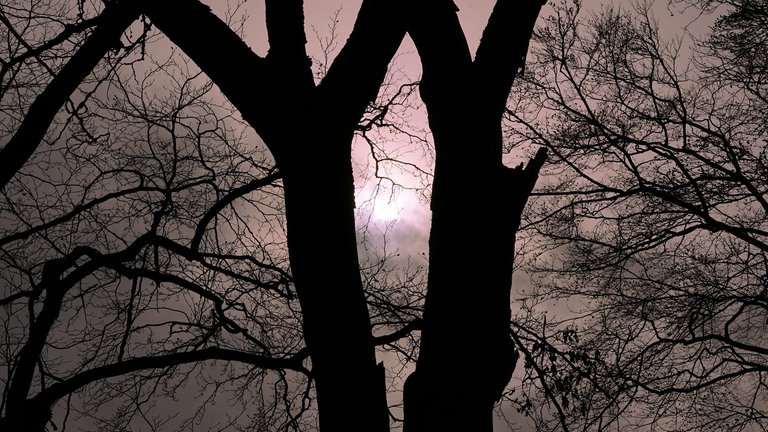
[0,1,547,431]
[505,0,768,429]
[403,2,546,431]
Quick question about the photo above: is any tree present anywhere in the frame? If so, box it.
[1,4,308,429]
[0,1,548,431]
[506,0,768,429]
[402,2,546,431]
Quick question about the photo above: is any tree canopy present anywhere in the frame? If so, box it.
[507,0,768,429]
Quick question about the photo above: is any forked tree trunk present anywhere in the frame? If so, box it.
[1,1,546,431]
[404,1,546,431]
[145,1,407,430]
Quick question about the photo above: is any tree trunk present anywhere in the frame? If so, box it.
[0,401,51,432]
[281,125,389,432]
[404,1,546,430]
[146,2,407,430]
[403,121,544,432]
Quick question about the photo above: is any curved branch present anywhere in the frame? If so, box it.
[373,318,422,346]
[33,347,309,407]
[191,171,281,251]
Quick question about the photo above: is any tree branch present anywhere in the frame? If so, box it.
[473,0,547,116]
[33,347,309,407]
[191,171,282,251]
[316,0,408,128]
[373,318,423,346]
[142,0,284,147]
[265,0,310,64]
[0,0,143,191]
[407,0,472,105]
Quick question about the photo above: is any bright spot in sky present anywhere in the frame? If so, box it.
[357,182,413,223]
[371,192,403,221]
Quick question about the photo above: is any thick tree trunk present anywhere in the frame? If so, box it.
[147,2,406,430]
[404,1,546,430]
[403,121,544,432]
[281,125,389,432]
[0,401,51,432]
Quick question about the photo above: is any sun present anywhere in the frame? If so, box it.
[371,192,403,221]
[358,183,407,222]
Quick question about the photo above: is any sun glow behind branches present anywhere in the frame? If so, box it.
[370,186,405,221]
[356,182,408,223]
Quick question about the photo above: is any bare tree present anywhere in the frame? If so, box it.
[1,5,307,429]
[402,1,546,431]
[0,1,548,431]
[506,0,768,429]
